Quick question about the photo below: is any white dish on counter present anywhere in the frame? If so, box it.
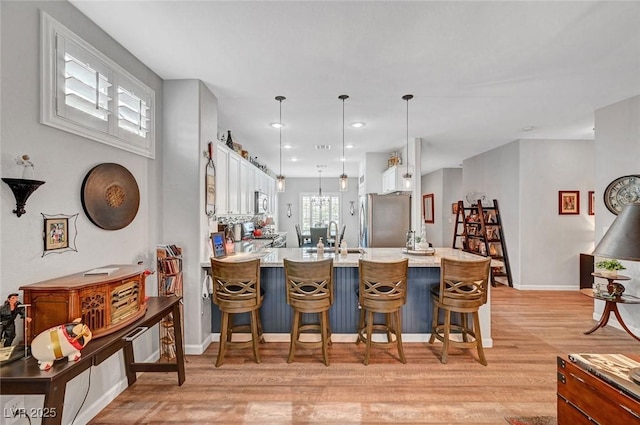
[402,247,436,256]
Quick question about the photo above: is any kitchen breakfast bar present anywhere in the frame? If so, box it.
[202,247,495,346]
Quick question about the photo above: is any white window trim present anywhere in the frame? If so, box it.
[40,11,155,158]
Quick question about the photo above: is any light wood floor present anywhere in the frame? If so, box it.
[90,286,639,424]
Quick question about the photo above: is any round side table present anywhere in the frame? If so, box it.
[591,272,631,295]
[580,287,640,342]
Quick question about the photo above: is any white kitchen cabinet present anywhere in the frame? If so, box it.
[215,143,229,214]
[382,165,413,194]
[240,160,255,214]
[227,153,241,214]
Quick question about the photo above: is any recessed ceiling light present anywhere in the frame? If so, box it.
[270,122,285,129]
[340,157,346,162]
[283,144,292,149]
[349,121,366,128]
[521,126,535,132]
[290,157,298,162]
[345,144,355,149]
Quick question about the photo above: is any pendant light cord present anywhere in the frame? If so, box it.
[342,97,345,175]
[402,94,414,176]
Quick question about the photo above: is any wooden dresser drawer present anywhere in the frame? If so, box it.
[557,356,640,425]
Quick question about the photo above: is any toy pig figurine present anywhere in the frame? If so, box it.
[31,319,92,370]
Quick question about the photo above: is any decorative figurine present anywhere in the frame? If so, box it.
[31,319,92,370]
[0,293,31,347]
[15,154,35,179]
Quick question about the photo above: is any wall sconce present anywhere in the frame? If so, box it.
[2,178,45,217]
[349,201,355,216]
[287,203,292,218]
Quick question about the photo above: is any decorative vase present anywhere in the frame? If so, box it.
[226,130,234,150]
[600,270,618,278]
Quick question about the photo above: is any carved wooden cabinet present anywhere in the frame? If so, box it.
[20,264,149,343]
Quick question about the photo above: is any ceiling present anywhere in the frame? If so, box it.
[70,1,640,178]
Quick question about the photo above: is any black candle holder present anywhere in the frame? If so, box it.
[1,178,45,217]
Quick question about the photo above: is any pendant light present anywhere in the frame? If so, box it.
[312,169,328,205]
[275,96,286,192]
[402,94,414,190]
[338,95,349,192]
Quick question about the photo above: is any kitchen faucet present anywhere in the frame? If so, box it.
[328,220,338,246]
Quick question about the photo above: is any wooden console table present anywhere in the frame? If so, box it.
[0,296,185,425]
[581,288,640,342]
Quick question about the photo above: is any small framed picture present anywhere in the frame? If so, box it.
[451,202,459,215]
[559,190,580,215]
[44,217,69,251]
[210,232,227,258]
[588,191,595,216]
[422,193,434,224]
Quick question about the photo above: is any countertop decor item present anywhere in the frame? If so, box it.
[81,163,140,230]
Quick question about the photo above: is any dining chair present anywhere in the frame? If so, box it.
[338,225,346,246]
[428,257,491,365]
[310,227,328,246]
[295,224,312,247]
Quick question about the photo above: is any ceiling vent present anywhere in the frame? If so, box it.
[315,144,331,150]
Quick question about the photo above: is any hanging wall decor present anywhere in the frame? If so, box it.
[81,163,140,230]
[41,213,78,256]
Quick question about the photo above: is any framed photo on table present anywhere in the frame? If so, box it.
[210,232,226,258]
[559,190,580,215]
[423,193,434,223]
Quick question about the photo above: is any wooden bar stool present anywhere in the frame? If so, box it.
[284,258,334,366]
[210,258,264,367]
[429,257,491,366]
[356,258,408,365]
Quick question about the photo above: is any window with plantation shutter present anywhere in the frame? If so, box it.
[41,11,155,158]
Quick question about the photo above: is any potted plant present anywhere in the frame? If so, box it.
[595,259,626,277]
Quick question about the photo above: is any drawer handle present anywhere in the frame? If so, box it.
[569,372,586,384]
[620,404,640,419]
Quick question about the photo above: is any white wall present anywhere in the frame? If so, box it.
[520,139,595,288]
[463,139,595,289]
[1,1,163,423]
[594,95,640,334]
[463,141,521,286]
[277,177,360,248]
[162,80,217,353]
[420,168,462,247]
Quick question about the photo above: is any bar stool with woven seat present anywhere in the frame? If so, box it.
[356,258,409,365]
[284,258,334,366]
[428,257,491,366]
[210,257,264,367]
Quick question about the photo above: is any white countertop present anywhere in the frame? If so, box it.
[201,247,500,268]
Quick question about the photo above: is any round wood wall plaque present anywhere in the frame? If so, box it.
[81,163,140,230]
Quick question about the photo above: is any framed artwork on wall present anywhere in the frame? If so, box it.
[588,191,595,216]
[423,193,434,223]
[42,213,78,256]
[451,202,459,215]
[559,191,580,215]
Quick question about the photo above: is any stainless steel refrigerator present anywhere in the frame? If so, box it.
[359,193,411,247]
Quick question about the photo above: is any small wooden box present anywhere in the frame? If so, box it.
[20,264,148,343]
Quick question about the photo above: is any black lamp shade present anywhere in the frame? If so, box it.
[593,204,640,261]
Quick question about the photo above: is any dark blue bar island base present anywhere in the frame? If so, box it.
[203,247,494,344]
